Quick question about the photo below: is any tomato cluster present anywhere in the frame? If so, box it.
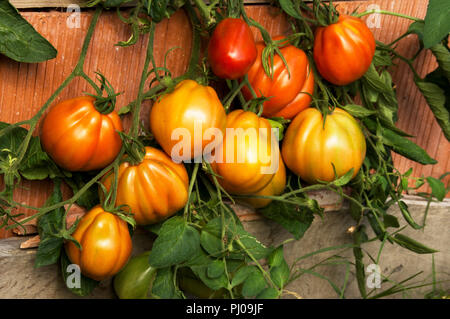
[37,13,373,286]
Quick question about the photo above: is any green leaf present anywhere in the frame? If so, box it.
[60,250,99,297]
[340,104,376,118]
[383,214,400,229]
[190,263,229,291]
[200,216,236,258]
[259,201,315,240]
[363,119,437,165]
[429,43,450,83]
[268,246,290,289]
[415,79,450,141]
[408,20,425,41]
[148,216,201,268]
[35,179,65,268]
[398,201,422,229]
[392,234,438,254]
[426,176,447,201]
[332,168,354,187]
[0,0,57,62]
[207,260,225,279]
[151,267,181,299]
[279,0,303,20]
[231,265,257,288]
[241,269,266,297]
[256,287,279,299]
[231,224,271,260]
[423,0,450,49]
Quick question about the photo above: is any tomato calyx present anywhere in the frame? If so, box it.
[312,0,340,27]
[85,72,121,115]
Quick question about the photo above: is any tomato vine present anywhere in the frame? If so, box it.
[0,0,449,299]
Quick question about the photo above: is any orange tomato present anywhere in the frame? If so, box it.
[209,110,279,195]
[281,107,366,184]
[39,96,123,171]
[242,37,314,119]
[313,15,376,86]
[150,80,227,161]
[100,146,189,225]
[65,205,132,281]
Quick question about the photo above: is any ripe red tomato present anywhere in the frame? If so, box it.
[65,205,132,281]
[242,37,314,119]
[39,96,123,171]
[281,107,366,184]
[208,18,257,80]
[313,15,376,86]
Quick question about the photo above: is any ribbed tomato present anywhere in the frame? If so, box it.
[208,18,257,80]
[100,146,189,225]
[242,38,314,119]
[209,110,279,195]
[65,205,132,281]
[150,79,227,162]
[313,15,376,85]
[281,107,366,184]
[240,154,286,209]
[39,96,123,171]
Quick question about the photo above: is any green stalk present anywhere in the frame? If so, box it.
[356,9,421,22]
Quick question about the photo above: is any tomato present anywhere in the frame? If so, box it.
[240,154,286,209]
[150,79,227,161]
[39,96,123,171]
[113,251,157,299]
[100,146,189,225]
[281,107,366,184]
[208,18,257,80]
[209,110,279,195]
[313,15,376,86]
[65,205,132,281]
[242,37,315,119]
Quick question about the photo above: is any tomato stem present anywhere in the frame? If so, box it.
[355,9,421,22]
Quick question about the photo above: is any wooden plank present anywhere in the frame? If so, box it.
[0,1,448,239]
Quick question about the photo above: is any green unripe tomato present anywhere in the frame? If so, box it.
[113,251,157,299]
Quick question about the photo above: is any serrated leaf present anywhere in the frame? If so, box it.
[423,0,450,49]
[363,119,437,165]
[426,176,447,201]
[279,0,303,20]
[231,224,271,260]
[148,216,201,268]
[259,201,314,240]
[340,104,376,118]
[0,1,57,62]
[417,71,450,141]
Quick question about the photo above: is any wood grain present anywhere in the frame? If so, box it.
[0,1,448,239]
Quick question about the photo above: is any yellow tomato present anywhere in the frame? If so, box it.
[65,205,132,281]
[240,154,286,209]
[209,110,279,195]
[149,79,227,161]
[281,107,366,184]
[100,146,189,225]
